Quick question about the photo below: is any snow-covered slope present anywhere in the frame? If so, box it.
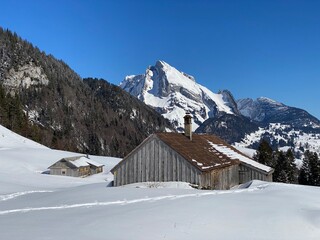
[0,124,47,149]
[120,61,237,130]
[1,124,320,239]
[234,123,320,163]
[1,179,320,240]
[0,124,121,192]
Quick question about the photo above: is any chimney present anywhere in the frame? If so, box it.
[183,113,192,140]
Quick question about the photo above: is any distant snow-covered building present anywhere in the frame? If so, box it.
[49,156,104,177]
[111,113,273,189]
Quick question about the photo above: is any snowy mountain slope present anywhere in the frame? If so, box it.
[234,123,320,162]
[120,61,236,130]
[0,124,47,149]
[0,124,121,193]
[235,98,320,159]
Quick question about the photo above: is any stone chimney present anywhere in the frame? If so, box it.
[183,113,192,140]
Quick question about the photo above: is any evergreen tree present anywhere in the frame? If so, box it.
[273,151,289,183]
[309,152,320,186]
[254,139,274,167]
[277,169,289,183]
[272,149,298,183]
[286,149,298,183]
[299,151,320,186]
[299,151,312,185]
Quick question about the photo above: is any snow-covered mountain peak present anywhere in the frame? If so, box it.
[120,61,236,130]
[257,97,284,106]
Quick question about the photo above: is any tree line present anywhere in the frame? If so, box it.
[254,139,320,186]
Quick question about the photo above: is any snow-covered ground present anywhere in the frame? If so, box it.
[1,124,320,240]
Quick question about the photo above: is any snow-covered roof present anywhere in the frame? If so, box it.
[86,159,104,167]
[50,156,104,169]
[70,157,90,168]
[207,141,273,173]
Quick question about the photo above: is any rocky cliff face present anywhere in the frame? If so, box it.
[120,60,237,131]
[237,97,320,130]
[3,62,49,92]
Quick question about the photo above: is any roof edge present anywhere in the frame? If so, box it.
[110,134,156,173]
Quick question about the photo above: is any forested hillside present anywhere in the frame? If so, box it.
[0,27,173,157]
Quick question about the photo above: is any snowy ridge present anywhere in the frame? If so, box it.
[237,97,320,128]
[0,124,121,193]
[120,60,235,130]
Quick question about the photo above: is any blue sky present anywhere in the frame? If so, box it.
[1,0,320,118]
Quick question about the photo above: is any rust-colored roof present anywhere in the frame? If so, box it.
[110,132,272,174]
[155,132,241,172]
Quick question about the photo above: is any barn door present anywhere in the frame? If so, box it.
[61,169,67,175]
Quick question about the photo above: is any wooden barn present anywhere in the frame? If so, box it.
[111,114,273,189]
[49,156,104,177]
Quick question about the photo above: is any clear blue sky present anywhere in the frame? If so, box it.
[1,0,320,118]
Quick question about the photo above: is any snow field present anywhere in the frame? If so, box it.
[1,124,320,240]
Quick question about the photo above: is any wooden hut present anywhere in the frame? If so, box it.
[111,113,273,189]
[49,156,104,177]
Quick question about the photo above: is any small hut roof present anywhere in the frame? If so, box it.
[49,156,104,169]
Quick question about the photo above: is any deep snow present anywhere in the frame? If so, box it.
[1,124,320,240]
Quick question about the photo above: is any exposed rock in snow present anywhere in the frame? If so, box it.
[120,60,236,130]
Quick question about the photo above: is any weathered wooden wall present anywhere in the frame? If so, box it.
[50,166,78,177]
[113,136,202,187]
[90,166,103,175]
[113,135,273,189]
[200,165,239,190]
[239,163,272,183]
[49,161,91,177]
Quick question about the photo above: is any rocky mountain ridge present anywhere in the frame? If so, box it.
[121,61,320,157]
[120,60,236,130]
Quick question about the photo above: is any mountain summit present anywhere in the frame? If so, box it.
[120,60,237,130]
[121,60,320,158]
[237,97,320,128]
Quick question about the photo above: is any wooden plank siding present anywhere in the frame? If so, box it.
[200,165,239,190]
[112,134,273,189]
[49,162,81,177]
[113,135,202,187]
[239,163,272,183]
